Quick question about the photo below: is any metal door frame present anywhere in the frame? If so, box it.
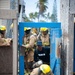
[19,22,61,75]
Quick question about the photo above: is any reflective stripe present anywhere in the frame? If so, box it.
[43,42,50,46]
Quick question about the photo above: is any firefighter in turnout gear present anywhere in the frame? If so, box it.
[38,27,50,47]
[0,25,11,46]
[23,27,37,48]
[22,27,37,72]
[30,64,53,75]
[31,28,38,48]
[0,25,6,38]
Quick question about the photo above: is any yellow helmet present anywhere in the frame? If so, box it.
[40,27,48,31]
[24,27,31,31]
[40,64,51,74]
[0,26,6,31]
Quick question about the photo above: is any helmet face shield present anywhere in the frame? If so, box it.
[0,30,5,34]
[0,30,6,38]
[24,27,31,35]
[42,30,48,35]
[24,27,31,31]
[25,30,31,34]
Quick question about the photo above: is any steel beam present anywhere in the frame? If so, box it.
[13,19,18,75]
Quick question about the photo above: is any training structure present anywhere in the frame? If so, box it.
[60,0,75,75]
[0,0,18,75]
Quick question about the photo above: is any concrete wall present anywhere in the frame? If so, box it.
[0,0,10,9]
[60,0,74,75]
[0,45,13,75]
[0,0,11,38]
[0,0,16,38]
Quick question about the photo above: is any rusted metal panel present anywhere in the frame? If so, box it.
[0,45,13,74]
[60,0,69,75]
[60,43,67,75]
[60,0,74,75]
[0,9,17,19]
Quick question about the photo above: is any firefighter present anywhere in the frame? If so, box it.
[34,41,50,65]
[23,27,37,48]
[38,27,50,47]
[31,28,38,48]
[0,25,11,46]
[0,25,6,38]
[30,64,53,75]
[22,27,37,72]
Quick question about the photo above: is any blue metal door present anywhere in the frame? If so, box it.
[50,28,62,75]
[19,22,62,75]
